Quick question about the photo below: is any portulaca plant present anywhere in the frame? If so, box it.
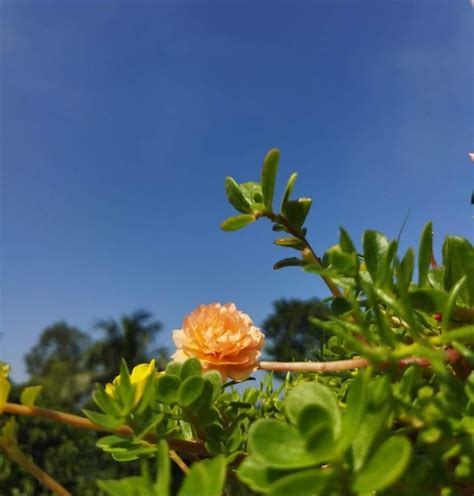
[0,149,473,495]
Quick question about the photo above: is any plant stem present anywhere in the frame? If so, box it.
[1,403,209,457]
[2,443,71,496]
[267,212,342,297]
[169,449,190,474]
[259,348,461,373]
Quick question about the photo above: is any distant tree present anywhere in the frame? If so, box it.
[25,321,90,377]
[24,322,92,408]
[87,309,168,384]
[261,298,330,363]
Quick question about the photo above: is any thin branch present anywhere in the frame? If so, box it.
[169,449,190,474]
[1,403,208,457]
[259,358,369,373]
[267,212,342,298]
[259,348,461,373]
[1,443,71,496]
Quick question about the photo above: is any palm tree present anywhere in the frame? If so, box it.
[87,309,167,384]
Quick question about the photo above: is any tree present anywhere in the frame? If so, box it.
[25,322,90,378]
[24,322,92,408]
[87,309,167,384]
[261,298,330,362]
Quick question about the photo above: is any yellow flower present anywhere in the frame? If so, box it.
[172,303,265,381]
[105,359,156,406]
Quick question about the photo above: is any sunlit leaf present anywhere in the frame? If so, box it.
[261,148,280,210]
[20,385,43,407]
[280,172,298,213]
[221,214,256,231]
[224,177,252,213]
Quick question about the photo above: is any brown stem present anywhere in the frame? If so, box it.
[452,306,474,323]
[1,403,208,457]
[259,358,369,373]
[2,443,71,496]
[268,212,342,298]
[169,449,190,474]
[259,348,461,373]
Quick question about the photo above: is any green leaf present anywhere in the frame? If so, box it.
[331,296,352,315]
[135,413,164,439]
[367,375,391,408]
[397,248,414,295]
[96,434,128,450]
[240,181,264,207]
[97,435,156,461]
[178,376,205,407]
[119,359,132,389]
[339,227,357,254]
[273,257,307,270]
[304,420,336,463]
[117,359,135,410]
[274,237,305,250]
[280,172,298,213]
[351,436,412,492]
[178,455,226,496]
[20,385,42,407]
[351,404,391,471]
[428,267,444,290]
[154,440,171,496]
[237,456,286,494]
[443,236,474,306]
[192,381,215,421]
[0,375,11,413]
[268,468,333,496]
[442,276,466,332]
[203,371,222,400]
[407,288,447,313]
[285,382,341,437]
[418,221,433,286]
[98,477,152,496]
[272,223,287,232]
[93,384,122,416]
[225,177,252,213]
[180,357,202,380]
[439,325,474,344]
[328,247,358,275]
[397,365,418,400]
[337,370,369,454]
[283,198,312,229]
[156,374,181,404]
[247,419,318,469]
[363,230,389,280]
[165,361,182,376]
[465,372,474,403]
[83,410,125,430]
[0,416,17,442]
[261,148,280,210]
[296,404,327,434]
[221,214,256,231]
[376,239,397,288]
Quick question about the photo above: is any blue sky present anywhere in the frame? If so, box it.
[1,1,472,382]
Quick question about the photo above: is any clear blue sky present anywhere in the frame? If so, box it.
[1,1,472,382]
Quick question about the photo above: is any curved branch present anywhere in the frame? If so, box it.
[1,443,71,496]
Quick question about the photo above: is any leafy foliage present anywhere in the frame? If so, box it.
[1,148,473,495]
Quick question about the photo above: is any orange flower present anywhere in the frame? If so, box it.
[172,303,265,381]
